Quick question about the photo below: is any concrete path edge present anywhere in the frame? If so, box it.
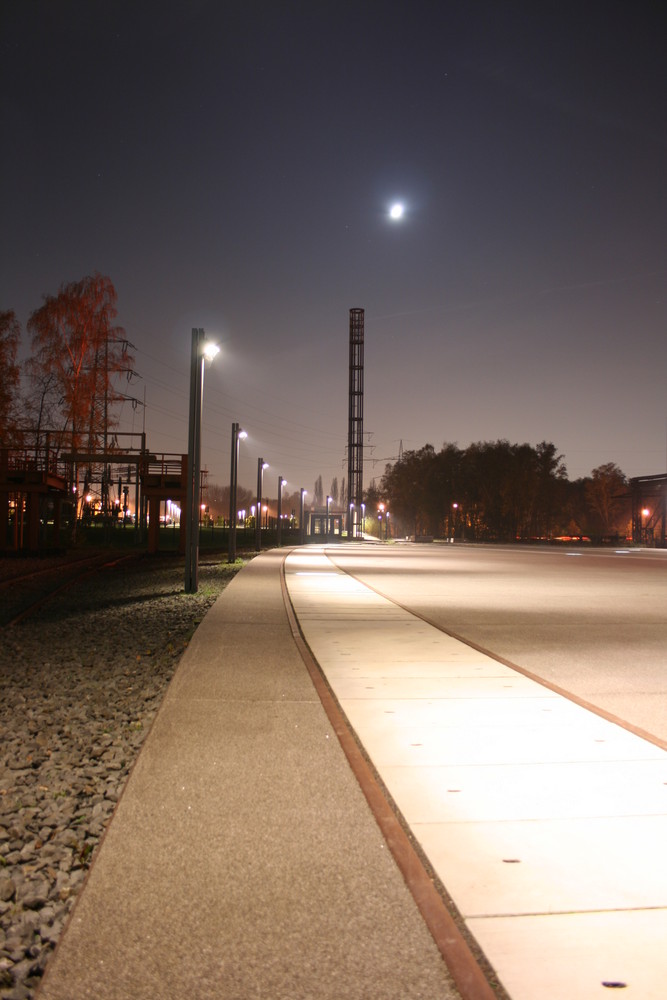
[279,553,500,1000]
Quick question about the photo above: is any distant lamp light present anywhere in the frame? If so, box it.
[389,202,404,220]
[229,421,247,563]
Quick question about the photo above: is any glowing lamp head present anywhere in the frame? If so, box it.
[203,341,220,361]
[389,202,404,220]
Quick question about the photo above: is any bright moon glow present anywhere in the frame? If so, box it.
[389,202,404,220]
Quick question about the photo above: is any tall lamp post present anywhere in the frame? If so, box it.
[300,488,307,545]
[277,476,286,547]
[255,458,269,551]
[326,495,332,540]
[185,328,219,593]
[228,422,247,564]
[451,502,459,543]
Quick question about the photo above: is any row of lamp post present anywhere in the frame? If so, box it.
[183,326,325,593]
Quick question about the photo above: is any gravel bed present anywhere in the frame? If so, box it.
[0,555,242,1000]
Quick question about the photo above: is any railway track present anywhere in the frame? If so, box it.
[0,552,145,628]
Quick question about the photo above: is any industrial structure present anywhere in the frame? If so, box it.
[346,307,364,538]
[0,433,209,556]
[630,473,667,546]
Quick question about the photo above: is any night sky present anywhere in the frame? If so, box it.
[2,1,666,498]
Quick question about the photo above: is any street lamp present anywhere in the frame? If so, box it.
[451,502,459,543]
[326,495,332,539]
[378,502,386,541]
[277,476,286,547]
[228,422,247,564]
[641,507,650,545]
[185,327,219,593]
[300,488,307,545]
[361,502,366,537]
[255,458,269,551]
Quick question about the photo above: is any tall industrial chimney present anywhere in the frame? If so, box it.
[347,308,364,538]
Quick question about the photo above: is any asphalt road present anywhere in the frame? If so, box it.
[326,543,667,747]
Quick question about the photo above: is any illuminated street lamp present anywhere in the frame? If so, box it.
[641,507,651,545]
[361,502,366,537]
[277,476,286,547]
[228,422,247,564]
[185,327,219,593]
[255,458,269,551]
[300,488,307,545]
[326,495,332,539]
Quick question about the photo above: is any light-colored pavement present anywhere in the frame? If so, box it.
[284,545,667,1000]
[323,543,667,745]
[37,550,463,1000]
[37,543,667,1000]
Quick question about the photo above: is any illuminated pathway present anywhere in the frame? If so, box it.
[285,546,667,1000]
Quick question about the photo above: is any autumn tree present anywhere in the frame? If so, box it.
[26,274,132,456]
[584,463,629,539]
[0,310,21,446]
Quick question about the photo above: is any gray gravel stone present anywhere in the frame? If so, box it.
[0,555,240,999]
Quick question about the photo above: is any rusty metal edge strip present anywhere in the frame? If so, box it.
[279,554,499,1000]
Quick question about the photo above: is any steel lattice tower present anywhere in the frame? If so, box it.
[347,308,364,538]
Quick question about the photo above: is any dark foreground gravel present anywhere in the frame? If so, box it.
[0,554,243,1000]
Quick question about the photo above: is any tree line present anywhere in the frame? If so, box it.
[367,441,630,543]
[1,276,632,544]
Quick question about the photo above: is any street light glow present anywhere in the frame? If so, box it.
[203,341,220,361]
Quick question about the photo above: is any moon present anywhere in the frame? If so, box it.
[389,202,404,220]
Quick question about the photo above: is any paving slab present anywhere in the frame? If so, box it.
[284,546,667,1000]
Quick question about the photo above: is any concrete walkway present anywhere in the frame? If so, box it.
[38,544,667,1000]
[37,550,464,1000]
[284,547,667,1000]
